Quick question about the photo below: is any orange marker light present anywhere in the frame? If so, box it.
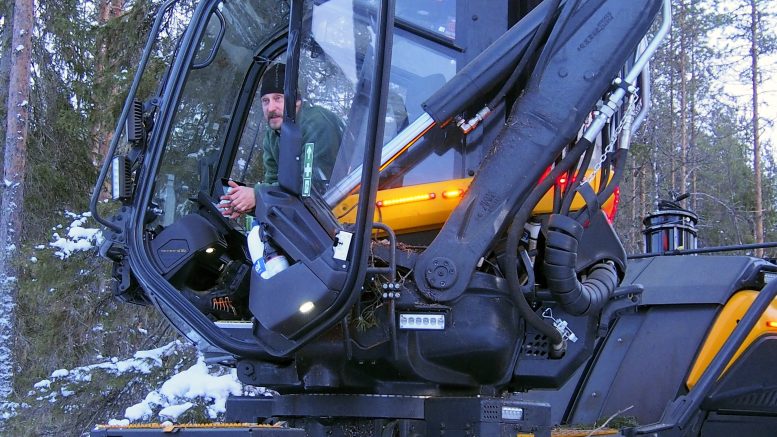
[376,193,436,208]
[767,321,777,328]
[442,189,464,199]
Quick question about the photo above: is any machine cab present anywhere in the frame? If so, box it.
[93,0,524,359]
[92,0,660,393]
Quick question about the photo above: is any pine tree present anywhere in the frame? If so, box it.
[745,0,772,256]
[713,0,777,255]
[620,0,724,251]
[0,0,33,401]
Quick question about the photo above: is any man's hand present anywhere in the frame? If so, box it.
[218,180,256,219]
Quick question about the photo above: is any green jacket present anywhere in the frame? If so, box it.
[259,104,343,190]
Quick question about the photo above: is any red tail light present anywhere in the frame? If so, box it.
[606,186,620,223]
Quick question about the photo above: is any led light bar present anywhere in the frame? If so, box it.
[111,155,132,200]
[376,193,435,208]
[398,313,445,330]
[501,406,524,421]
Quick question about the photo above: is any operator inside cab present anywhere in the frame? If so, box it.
[219,62,343,219]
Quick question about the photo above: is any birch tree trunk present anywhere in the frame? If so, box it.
[0,0,33,401]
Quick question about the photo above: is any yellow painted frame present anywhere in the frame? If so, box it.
[686,290,777,389]
[333,171,616,234]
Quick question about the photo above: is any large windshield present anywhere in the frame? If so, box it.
[152,0,462,231]
[230,0,389,212]
[152,1,289,226]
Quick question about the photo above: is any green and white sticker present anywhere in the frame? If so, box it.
[302,142,314,197]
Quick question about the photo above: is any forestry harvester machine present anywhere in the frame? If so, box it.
[90,0,777,435]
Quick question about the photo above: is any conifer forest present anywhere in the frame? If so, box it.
[0,0,776,434]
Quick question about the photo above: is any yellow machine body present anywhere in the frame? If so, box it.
[335,171,617,234]
[687,289,777,388]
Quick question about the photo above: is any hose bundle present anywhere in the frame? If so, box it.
[542,214,618,316]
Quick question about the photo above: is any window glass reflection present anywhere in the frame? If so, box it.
[396,0,456,39]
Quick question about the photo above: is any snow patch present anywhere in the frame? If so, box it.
[125,400,153,421]
[48,212,103,259]
[159,402,193,420]
[120,355,243,422]
[51,369,70,378]
[33,379,51,389]
[0,401,20,420]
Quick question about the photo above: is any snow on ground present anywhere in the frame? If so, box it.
[0,211,270,426]
[48,211,104,259]
[28,340,262,424]
[119,354,250,423]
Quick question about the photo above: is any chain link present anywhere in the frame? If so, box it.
[582,94,639,185]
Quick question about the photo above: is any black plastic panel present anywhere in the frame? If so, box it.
[425,397,552,437]
[150,214,223,275]
[569,305,718,425]
[513,304,598,389]
[704,335,777,415]
[701,412,777,437]
[251,186,347,340]
[623,256,767,305]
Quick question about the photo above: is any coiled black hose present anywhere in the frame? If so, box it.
[542,214,618,315]
[503,138,593,347]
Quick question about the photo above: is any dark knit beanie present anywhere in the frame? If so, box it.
[260,63,285,96]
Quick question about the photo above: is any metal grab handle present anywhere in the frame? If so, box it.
[323,112,435,207]
[89,0,181,232]
[582,0,671,144]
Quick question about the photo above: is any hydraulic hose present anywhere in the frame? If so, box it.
[597,146,628,203]
[503,137,593,347]
[485,0,561,112]
[542,214,618,315]
[572,147,630,222]
[560,140,597,215]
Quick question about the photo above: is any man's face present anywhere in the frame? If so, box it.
[261,92,285,130]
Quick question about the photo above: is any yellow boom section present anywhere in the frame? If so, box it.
[334,171,616,234]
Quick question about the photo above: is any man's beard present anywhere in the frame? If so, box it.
[268,112,283,129]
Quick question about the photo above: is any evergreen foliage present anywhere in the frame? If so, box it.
[1,0,776,433]
[616,0,777,255]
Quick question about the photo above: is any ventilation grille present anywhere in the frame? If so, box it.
[523,333,549,358]
[126,99,144,144]
[732,389,777,409]
[481,401,501,422]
